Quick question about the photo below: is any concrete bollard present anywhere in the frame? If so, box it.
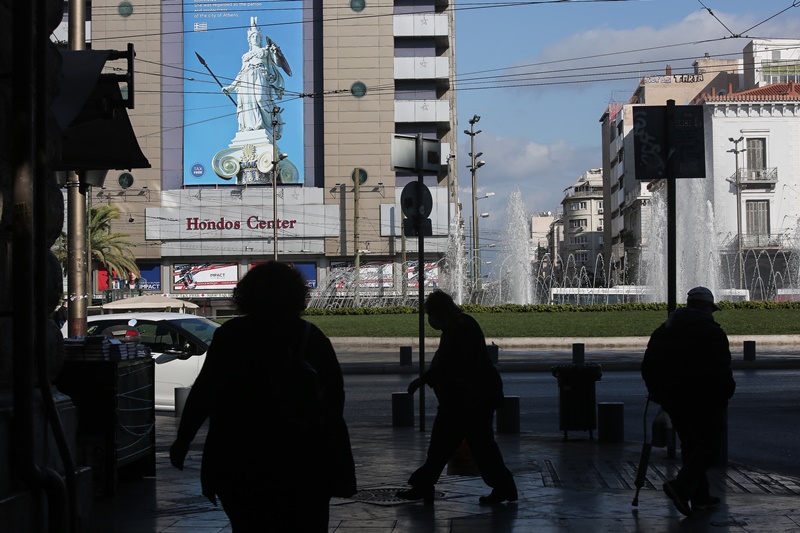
[392,392,414,427]
[496,396,520,434]
[399,346,412,366]
[572,343,585,366]
[487,344,499,365]
[597,402,624,443]
[743,340,756,361]
[175,387,191,418]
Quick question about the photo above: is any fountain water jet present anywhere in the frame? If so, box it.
[645,177,720,303]
[496,188,534,304]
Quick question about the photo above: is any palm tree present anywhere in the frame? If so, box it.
[52,205,140,279]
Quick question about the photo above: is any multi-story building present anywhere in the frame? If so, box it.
[744,39,800,87]
[558,169,605,284]
[599,39,800,298]
[60,0,459,313]
[599,56,742,285]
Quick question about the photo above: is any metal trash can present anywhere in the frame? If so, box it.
[551,363,602,440]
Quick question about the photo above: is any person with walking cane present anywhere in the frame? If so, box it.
[641,286,736,517]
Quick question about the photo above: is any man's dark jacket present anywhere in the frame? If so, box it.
[641,307,736,413]
[422,313,504,409]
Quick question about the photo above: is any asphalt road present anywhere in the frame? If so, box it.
[342,369,800,479]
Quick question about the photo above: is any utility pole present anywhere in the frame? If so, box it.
[728,137,746,290]
[353,168,360,307]
[67,0,88,337]
[464,115,484,295]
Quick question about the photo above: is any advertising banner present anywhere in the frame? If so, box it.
[138,263,162,291]
[406,261,439,289]
[330,261,395,288]
[173,262,239,291]
[183,1,303,186]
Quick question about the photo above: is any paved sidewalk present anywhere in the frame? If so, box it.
[87,339,800,532]
[92,414,800,532]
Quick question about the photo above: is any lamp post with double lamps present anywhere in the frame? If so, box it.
[464,114,484,287]
[727,136,746,290]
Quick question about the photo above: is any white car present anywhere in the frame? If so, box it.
[63,313,220,411]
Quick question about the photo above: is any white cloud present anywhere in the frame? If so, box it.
[457,132,598,243]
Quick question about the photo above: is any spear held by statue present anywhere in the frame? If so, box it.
[195,52,237,107]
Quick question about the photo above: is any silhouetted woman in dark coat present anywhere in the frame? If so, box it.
[170,261,355,532]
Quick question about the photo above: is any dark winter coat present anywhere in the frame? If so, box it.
[423,313,504,409]
[641,307,736,413]
[176,315,349,499]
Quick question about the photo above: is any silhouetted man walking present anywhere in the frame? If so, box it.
[396,290,517,505]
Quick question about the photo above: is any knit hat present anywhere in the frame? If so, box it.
[687,286,721,311]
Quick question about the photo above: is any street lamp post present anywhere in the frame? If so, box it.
[271,106,285,260]
[470,212,490,291]
[474,192,494,289]
[464,114,484,288]
[727,136,746,290]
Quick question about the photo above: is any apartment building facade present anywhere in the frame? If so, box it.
[599,56,743,285]
[558,169,605,284]
[599,39,800,297]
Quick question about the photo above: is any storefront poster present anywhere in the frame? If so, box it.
[173,262,239,291]
[138,264,162,291]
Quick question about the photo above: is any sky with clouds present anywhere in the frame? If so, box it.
[453,0,800,262]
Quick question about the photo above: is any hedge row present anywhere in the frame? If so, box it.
[303,300,800,316]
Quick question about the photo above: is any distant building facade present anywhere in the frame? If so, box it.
[558,169,605,285]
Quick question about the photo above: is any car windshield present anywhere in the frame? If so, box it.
[170,317,219,345]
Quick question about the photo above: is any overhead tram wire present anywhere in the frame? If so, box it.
[739,0,800,35]
[87,0,642,43]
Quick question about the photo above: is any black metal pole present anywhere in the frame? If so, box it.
[415,134,426,432]
[666,100,677,315]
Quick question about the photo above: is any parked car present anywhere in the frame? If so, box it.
[62,313,220,410]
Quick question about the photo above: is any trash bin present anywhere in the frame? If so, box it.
[551,363,602,440]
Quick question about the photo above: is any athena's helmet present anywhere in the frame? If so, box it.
[247,17,263,47]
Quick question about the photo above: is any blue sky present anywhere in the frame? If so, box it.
[453,0,800,260]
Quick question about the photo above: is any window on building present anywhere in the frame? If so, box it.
[570,201,586,211]
[761,59,800,84]
[570,236,588,245]
[746,200,770,236]
[598,236,604,245]
[570,219,587,229]
[576,253,588,263]
[746,138,766,172]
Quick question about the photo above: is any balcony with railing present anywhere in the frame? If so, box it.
[730,167,778,189]
[724,232,788,250]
